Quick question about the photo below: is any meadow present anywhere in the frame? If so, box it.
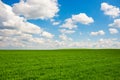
[0,49,120,80]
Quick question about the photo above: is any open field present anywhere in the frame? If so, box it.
[0,49,120,80]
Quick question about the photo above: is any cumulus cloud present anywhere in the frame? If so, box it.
[101,2,120,18]
[0,1,54,48]
[59,29,75,34]
[59,28,75,42]
[0,29,45,48]
[12,0,59,19]
[0,1,119,49]
[60,18,77,29]
[97,38,119,48]
[55,38,120,48]
[72,13,94,25]
[90,30,105,36]
[41,31,54,38]
[59,34,72,41]
[0,1,42,34]
[109,28,119,34]
[60,13,94,29]
[109,19,120,28]
[52,21,60,25]
[50,19,60,25]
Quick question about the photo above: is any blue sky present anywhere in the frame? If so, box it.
[0,0,120,49]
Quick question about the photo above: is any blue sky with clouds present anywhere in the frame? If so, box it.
[0,0,120,49]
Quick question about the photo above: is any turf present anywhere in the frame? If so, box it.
[0,49,120,80]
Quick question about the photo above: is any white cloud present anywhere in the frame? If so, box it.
[0,1,120,49]
[72,13,94,25]
[0,29,29,47]
[59,29,75,34]
[50,19,60,25]
[97,38,119,48]
[90,30,105,36]
[60,13,94,29]
[52,21,60,25]
[0,1,54,48]
[55,38,120,48]
[0,34,45,48]
[0,1,42,34]
[12,0,59,19]
[59,34,72,41]
[101,2,120,18]
[109,28,119,34]
[0,29,21,36]
[0,28,57,48]
[109,19,120,28]
[41,31,54,38]
[60,18,77,29]
[0,1,54,36]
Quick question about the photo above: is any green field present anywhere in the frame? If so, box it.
[0,49,120,80]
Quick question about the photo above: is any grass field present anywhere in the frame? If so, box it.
[0,49,120,80]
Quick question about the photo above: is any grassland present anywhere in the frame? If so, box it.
[0,49,120,80]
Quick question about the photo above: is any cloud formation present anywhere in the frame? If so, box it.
[13,0,59,19]
[109,19,120,28]
[109,28,119,34]
[0,1,54,48]
[61,13,94,29]
[59,34,72,41]
[101,2,120,18]
[0,1,120,49]
[72,13,94,25]
[59,29,75,34]
[90,30,105,36]
[0,1,42,34]
[41,31,54,38]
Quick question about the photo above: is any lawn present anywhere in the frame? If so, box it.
[0,49,120,80]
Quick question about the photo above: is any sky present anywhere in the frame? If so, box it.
[0,0,120,49]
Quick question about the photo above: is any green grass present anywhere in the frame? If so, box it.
[0,49,120,80]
